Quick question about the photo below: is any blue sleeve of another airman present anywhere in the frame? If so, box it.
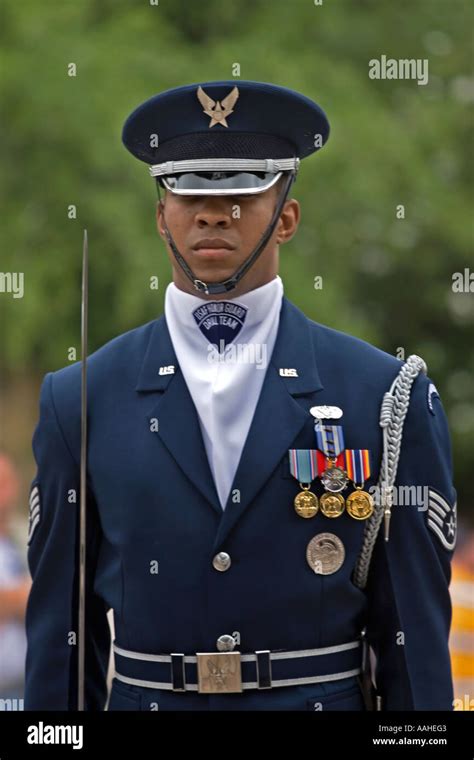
[24,372,110,710]
[366,372,456,710]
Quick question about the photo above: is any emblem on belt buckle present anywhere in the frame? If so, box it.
[196,652,242,693]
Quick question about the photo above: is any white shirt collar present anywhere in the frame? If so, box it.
[164,275,284,343]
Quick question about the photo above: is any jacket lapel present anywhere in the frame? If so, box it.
[213,297,324,548]
[135,315,222,516]
[135,297,325,535]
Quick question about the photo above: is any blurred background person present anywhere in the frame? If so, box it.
[451,520,474,709]
[0,452,30,704]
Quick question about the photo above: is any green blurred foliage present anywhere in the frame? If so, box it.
[0,0,472,509]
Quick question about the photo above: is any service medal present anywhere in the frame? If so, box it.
[320,492,345,518]
[314,424,349,493]
[346,488,374,520]
[288,449,319,518]
[343,450,374,520]
[320,464,349,493]
[306,532,345,575]
[294,487,319,519]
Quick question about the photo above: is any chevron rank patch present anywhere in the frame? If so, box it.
[28,484,41,545]
[427,488,457,551]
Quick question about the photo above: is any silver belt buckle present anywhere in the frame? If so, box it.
[196,651,242,693]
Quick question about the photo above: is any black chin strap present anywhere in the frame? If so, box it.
[159,172,295,296]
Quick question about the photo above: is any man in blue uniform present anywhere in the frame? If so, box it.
[24,81,456,711]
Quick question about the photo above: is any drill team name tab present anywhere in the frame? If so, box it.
[193,301,248,347]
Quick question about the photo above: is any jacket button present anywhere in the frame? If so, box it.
[216,634,236,652]
[212,552,231,572]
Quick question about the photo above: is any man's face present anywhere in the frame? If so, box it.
[156,178,300,299]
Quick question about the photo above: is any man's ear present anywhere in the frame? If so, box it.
[156,198,166,239]
[276,198,300,245]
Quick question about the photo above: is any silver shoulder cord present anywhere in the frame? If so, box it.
[78,229,88,711]
[353,354,427,590]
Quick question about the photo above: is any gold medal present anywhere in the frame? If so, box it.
[294,485,319,519]
[320,492,345,518]
[346,487,374,520]
[289,451,319,518]
[343,450,373,520]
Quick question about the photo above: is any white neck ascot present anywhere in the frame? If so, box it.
[164,275,284,509]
